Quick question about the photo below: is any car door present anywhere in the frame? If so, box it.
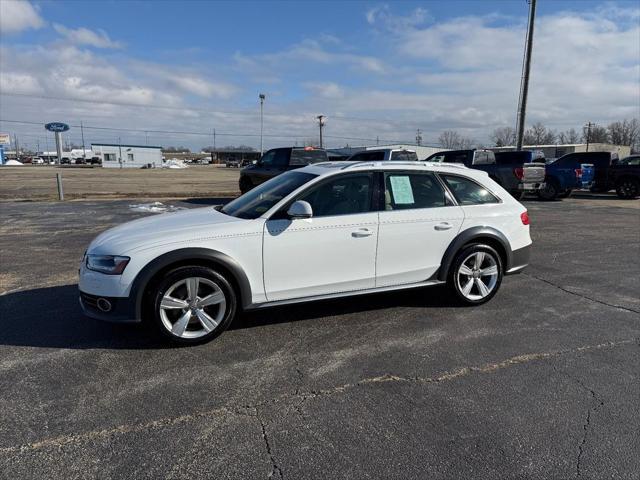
[263,173,378,301]
[376,171,464,287]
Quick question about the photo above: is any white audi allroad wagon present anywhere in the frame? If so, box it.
[79,161,531,344]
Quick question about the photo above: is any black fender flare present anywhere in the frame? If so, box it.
[437,227,512,281]
[130,247,253,319]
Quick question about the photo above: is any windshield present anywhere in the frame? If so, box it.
[221,171,317,219]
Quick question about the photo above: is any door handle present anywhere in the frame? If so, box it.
[434,222,453,231]
[352,228,373,238]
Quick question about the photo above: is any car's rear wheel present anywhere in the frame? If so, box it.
[616,178,639,199]
[449,244,503,305]
[151,266,237,345]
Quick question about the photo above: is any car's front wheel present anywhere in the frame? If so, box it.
[449,244,503,305]
[151,266,237,345]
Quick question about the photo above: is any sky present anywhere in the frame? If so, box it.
[0,0,639,152]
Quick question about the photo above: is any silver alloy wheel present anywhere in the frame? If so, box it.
[159,277,226,339]
[456,251,499,301]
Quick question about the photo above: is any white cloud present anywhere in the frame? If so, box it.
[0,0,44,34]
[366,4,429,31]
[234,38,386,76]
[53,23,123,49]
[304,82,345,99]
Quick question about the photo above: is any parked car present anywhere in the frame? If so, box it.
[346,148,419,162]
[239,147,328,193]
[60,157,71,165]
[32,157,44,164]
[607,155,640,199]
[536,153,595,200]
[425,149,545,200]
[79,161,531,345]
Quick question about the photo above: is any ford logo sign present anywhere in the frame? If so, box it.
[45,122,70,132]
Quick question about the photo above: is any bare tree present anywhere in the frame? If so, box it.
[163,146,191,153]
[607,119,638,147]
[558,128,581,144]
[438,130,474,149]
[523,122,556,145]
[582,125,608,144]
[490,127,516,147]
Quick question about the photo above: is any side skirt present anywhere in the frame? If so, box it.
[246,279,446,310]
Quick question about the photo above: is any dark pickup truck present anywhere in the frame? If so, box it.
[424,149,545,199]
[239,147,328,193]
[586,153,639,199]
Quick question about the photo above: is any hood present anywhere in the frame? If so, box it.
[88,207,244,255]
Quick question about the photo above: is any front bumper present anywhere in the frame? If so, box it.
[79,291,140,323]
[506,244,530,275]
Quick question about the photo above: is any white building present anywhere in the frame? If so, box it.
[92,143,163,168]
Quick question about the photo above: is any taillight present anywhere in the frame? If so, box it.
[520,211,530,225]
[575,168,582,178]
[514,167,524,180]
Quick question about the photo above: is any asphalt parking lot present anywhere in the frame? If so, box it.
[0,196,638,479]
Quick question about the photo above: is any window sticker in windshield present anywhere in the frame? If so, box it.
[390,176,415,204]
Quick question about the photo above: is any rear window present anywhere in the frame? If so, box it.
[390,150,418,161]
[443,152,471,164]
[289,149,328,166]
[495,151,530,165]
[440,174,500,205]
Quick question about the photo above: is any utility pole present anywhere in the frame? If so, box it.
[213,128,216,151]
[118,136,123,169]
[515,0,537,151]
[416,129,423,146]
[14,134,19,158]
[585,122,594,152]
[376,136,379,146]
[317,115,325,148]
[81,121,87,161]
[259,93,265,154]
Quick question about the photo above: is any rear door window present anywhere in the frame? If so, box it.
[384,172,448,210]
[441,175,500,205]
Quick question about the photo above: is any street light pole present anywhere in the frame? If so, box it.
[515,0,537,151]
[317,115,325,148]
[259,93,265,155]
[81,121,87,161]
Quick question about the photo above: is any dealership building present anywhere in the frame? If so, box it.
[92,143,163,168]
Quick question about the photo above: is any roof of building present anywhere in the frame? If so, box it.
[92,143,163,149]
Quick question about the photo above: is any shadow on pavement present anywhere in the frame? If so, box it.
[1,283,458,349]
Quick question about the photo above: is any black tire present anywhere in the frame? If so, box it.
[558,188,572,198]
[616,178,639,199]
[448,244,503,305]
[151,266,237,345]
[239,176,252,195]
[537,178,559,201]
[510,190,525,200]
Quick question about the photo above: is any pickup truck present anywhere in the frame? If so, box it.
[424,149,545,199]
[239,147,328,193]
[533,153,595,200]
[605,155,639,199]
[583,152,638,199]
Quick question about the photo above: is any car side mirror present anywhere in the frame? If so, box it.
[287,200,313,219]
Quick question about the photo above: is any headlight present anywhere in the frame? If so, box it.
[86,255,130,275]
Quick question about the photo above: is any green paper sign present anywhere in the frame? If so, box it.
[390,176,414,204]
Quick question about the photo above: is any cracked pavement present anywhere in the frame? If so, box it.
[0,196,638,479]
